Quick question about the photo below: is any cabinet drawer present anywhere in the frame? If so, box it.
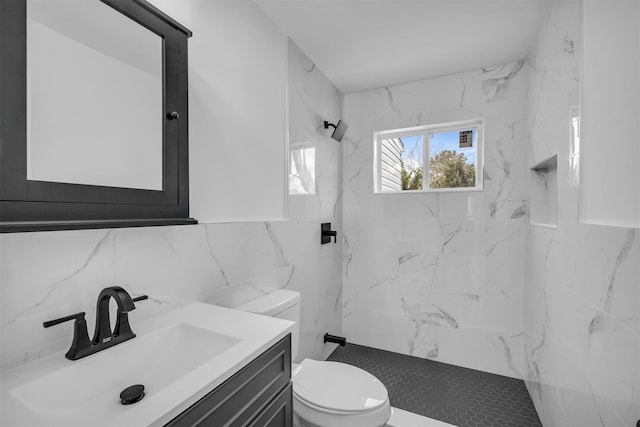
[248,383,292,427]
[165,334,291,427]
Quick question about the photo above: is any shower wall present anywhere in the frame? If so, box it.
[524,1,640,425]
[342,62,529,378]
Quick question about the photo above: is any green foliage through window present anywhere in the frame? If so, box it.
[429,150,475,188]
[401,164,423,190]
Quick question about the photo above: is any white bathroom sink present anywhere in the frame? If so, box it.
[12,323,240,413]
[1,302,294,426]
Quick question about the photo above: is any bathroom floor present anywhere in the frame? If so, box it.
[327,344,542,427]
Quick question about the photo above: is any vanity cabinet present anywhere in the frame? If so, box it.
[165,335,292,427]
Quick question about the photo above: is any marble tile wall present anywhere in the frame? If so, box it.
[524,1,640,425]
[342,62,529,378]
[0,39,343,372]
[287,40,344,222]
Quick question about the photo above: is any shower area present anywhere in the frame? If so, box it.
[339,1,639,426]
[341,56,530,389]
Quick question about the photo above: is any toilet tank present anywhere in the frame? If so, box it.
[234,290,300,360]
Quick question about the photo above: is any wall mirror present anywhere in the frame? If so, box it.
[0,0,196,232]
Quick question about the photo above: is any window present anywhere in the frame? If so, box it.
[374,119,483,193]
[289,144,316,195]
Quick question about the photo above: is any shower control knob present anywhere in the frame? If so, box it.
[321,223,337,244]
[167,111,180,120]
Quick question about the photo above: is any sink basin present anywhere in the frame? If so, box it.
[1,302,294,427]
[12,324,240,414]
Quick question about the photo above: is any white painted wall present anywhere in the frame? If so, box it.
[580,0,640,228]
[149,0,288,222]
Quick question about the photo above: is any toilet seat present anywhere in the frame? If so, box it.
[293,359,390,415]
[231,291,390,426]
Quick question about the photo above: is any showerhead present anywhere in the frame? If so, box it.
[324,120,349,142]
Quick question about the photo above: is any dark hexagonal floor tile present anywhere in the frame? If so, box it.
[327,343,542,427]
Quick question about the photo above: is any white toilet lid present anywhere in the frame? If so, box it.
[292,359,388,413]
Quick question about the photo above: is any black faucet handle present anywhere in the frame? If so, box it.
[43,312,86,328]
[133,295,148,303]
[43,312,93,360]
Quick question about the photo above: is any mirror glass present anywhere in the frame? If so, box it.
[26,0,163,190]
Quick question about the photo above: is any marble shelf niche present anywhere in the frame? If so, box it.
[529,154,558,229]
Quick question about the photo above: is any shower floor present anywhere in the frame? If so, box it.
[327,343,542,427]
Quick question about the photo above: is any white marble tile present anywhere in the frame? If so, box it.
[343,61,528,379]
[484,219,526,298]
[584,313,640,426]
[287,40,343,221]
[525,0,640,425]
[525,345,573,427]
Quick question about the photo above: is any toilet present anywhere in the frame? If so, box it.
[234,290,391,427]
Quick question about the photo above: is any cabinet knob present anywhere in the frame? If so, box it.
[167,111,180,120]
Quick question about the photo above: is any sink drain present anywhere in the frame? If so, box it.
[120,384,145,405]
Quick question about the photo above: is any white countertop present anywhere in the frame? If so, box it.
[1,302,294,426]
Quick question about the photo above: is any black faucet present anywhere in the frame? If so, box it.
[93,286,136,346]
[43,286,148,360]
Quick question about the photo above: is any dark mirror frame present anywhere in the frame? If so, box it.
[0,0,197,232]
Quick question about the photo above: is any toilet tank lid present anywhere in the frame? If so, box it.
[234,290,300,316]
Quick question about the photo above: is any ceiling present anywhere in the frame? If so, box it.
[255,0,552,94]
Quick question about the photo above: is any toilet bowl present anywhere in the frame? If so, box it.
[234,291,392,427]
[292,359,391,427]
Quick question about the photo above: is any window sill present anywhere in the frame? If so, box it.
[374,187,484,195]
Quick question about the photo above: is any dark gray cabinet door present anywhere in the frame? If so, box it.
[248,384,292,427]
[165,334,292,427]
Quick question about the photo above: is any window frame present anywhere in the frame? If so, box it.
[288,140,317,196]
[373,119,484,194]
